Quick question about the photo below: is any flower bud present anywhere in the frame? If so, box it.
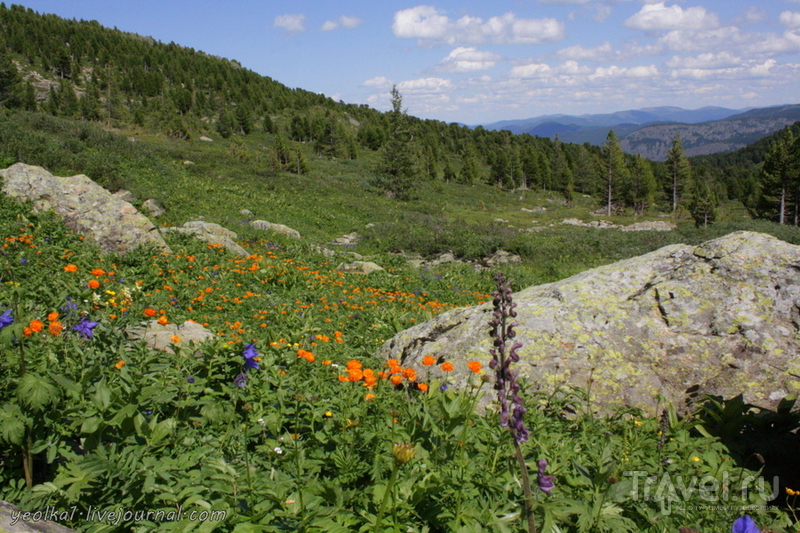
[392,443,416,465]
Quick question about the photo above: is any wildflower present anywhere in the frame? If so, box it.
[440,362,454,372]
[489,272,529,443]
[324,411,333,418]
[422,355,435,366]
[63,264,78,273]
[144,308,157,317]
[417,383,429,392]
[60,297,78,315]
[537,459,555,493]
[0,309,13,330]
[48,321,63,336]
[87,279,100,289]
[243,342,260,370]
[787,487,798,496]
[73,317,99,339]
[392,443,416,466]
[29,319,44,333]
[273,447,283,454]
[157,315,169,326]
[47,312,59,322]
[732,516,760,533]
[114,360,126,369]
[90,268,106,277]
[186,376,195,383]
[170,335,181,344]
[468,361,482,373]
[234,373,248,388]
[364,393,376,401]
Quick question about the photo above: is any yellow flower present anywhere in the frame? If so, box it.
[392,443,416,466]
[690,456,701,462]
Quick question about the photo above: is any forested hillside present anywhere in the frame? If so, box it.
[0,2,798,225]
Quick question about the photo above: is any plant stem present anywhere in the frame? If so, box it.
[374,462,399,533]
[512,434,537,533]
[23,429,33,490]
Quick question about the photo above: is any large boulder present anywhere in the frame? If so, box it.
[376,231,800,414]
[249,220,301,239]
[0,163,170,253]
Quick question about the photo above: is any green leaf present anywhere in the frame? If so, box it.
[0,403,28,445]
[16,372,60,411]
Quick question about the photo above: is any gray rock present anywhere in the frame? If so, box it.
[126,320,216,354]
[376,231,800,415]
[199,136,213,142]
[337,261,384,274]
[0,500,76,533]
[0,163,170,254]
[240,209,253,217]
[141,198,165,217]
[112,189,137,203]
[330,232,360,246]
[250,220,301,239]
[165,221,248,256]
[483,250,522,267]
[621,221,677,232]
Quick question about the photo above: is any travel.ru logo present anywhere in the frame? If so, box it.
[624,471,780,515]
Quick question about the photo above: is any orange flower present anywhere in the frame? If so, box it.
[417,383,429,392]
[346,359,362,371]
[468,361,483,373]
[387,358,399,368]
[441,362,454,372]
[22,326,32,337]
[63,264,78,273]
[48,321,63,336]
[47,312,59,322]
[402,367,417,381]
[170,335,181,343]
[87,279,100,289]
[144,308,157,317]
[157,315,169,326]
[422,355,435,366]
[322,360,332,365]
[390,375,403,386]
[90,268,106,277]
[29,319,44,333]
[347,368,364,382]
[114,360,126,369]
[364,375,378,388]
[364,393,377,401]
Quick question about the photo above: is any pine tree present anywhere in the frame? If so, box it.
[626,155,657,215]
[371,86,418,200]
[759,127,796,224]
[0,49,21,108]
[600,130,628,216]
[665,134,691,211]
[688,174,718,228]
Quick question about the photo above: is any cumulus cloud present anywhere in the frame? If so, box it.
[397,77,452,92]
[780,11,800,29]
[363,76,394,89]
[667,51,742,69]
[274,13,306,33]
[625,3,720,32]
[392,5,565,46]
[321,15,362,31]
[433,47,502,72]
[557,41,615,61]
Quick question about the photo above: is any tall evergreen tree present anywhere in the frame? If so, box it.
[665,134,691,211]
[759,127,797,224]
[0,49,21,108]
[626,155,657,215]
[688,174,718,228]
[371,86,417,200]
[600,130,628,216]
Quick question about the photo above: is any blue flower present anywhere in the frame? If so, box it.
[73,317,99,339]
[186,376,195,383]
[537,459,555,494]
[243,343,260,370]
[732,516,759,533]
[0,309,13,330]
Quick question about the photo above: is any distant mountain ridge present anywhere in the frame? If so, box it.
[481,104,800,160]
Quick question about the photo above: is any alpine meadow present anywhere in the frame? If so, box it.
[2,3,800,533]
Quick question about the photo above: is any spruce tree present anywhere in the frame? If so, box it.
[626,155,657,215]
[688,174,718,228]
[600,130,628,216]
[371,86,417,200]
[759,127,796,224]
[665,134,691,211]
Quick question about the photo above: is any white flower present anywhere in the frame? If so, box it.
[273,447,283,455]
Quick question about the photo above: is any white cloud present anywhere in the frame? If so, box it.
[590,64,659,80]
[667,52,742,69]
[392,5,564,46]
[274,13,306,33]
[510,62,553,79]
[625,3,720,32]
[321,15,363,31]
[557,41,615,61]
[363,76,394,89]
[537,0,592,4]
[658,27,744,52]
[397,77,453,92]
[434,47,502,73]
[780,11,800,29]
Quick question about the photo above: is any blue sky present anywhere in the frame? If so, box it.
[14,1,800,124]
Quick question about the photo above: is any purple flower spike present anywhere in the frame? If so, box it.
[489,273,528,443]
[537,459,555,493]
[732,516,760,533]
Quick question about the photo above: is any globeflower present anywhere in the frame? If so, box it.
[63,264,78,273]
[29,319,44,333]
